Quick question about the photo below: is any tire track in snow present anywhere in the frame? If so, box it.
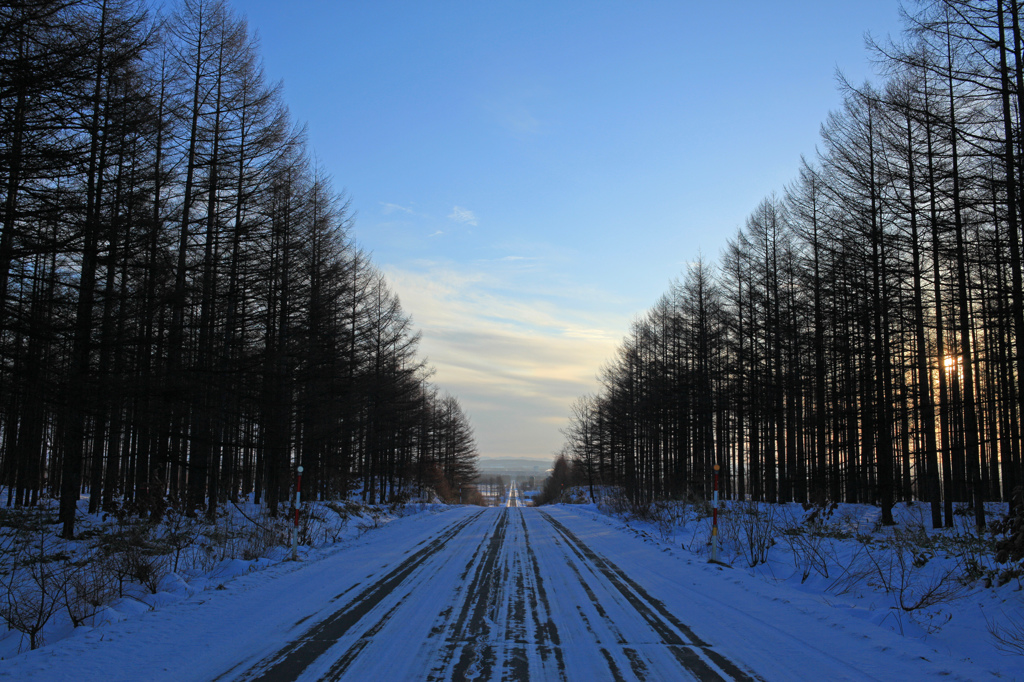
[504,510,532,679]
[227,507,759,681]
[427,509,509,680]
[230,510,484,682]
[539,525,643,680]
[325,509,509,679]
[425,508,566,682]
[539,510,760,682]
[517,508,567,680]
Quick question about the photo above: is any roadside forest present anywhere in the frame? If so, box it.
[0,0,480,540]
[561,0,1024,532]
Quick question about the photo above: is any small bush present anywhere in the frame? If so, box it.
[734,501,777,567]
[776,506,837,582]
[986,609,1024,657]
[0,513,69,650]
[62,555,118,627]
[96,520,170,596]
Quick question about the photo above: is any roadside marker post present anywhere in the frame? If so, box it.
[292,465,303,561]
[711,464,720,563]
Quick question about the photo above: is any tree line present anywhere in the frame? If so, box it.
[0,0,479,538]
[560,0,1024,530]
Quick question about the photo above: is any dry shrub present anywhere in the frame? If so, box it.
[776,505,844,582]
[62,554,118,627]
[986,609,1024,657]
[734,501,777,567]
[0,513,69,650]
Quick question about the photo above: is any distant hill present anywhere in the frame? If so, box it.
[476,457,551,492]
[478,457,551,473]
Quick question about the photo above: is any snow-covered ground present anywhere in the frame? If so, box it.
[1,493,1020,680]
[0,497,430,660]
[570,495,1024,680]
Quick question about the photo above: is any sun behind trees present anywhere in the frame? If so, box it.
[559,0,1024,532]
[0,0,479,538]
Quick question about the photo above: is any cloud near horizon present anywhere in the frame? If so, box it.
[382,261,626,460]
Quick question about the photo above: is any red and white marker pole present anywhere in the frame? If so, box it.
[711,464,720,563]
[292,465,303,561]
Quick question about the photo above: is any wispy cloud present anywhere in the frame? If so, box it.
[429,230,444,238]
[448,206,478,226]
[501,105,541,136]
[484,91,546,138]
[380,201,417,216]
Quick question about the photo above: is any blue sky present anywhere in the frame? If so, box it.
[235,0,905,461]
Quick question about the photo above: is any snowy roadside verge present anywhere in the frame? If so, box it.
[0,495,453,660]
[546,496,1023,680]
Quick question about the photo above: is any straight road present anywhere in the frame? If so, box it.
[227,504,756,681]
[505,480,523,507]
[6,497,991,681]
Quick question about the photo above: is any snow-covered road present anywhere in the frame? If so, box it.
[505,480,523,508]
[231,507,751,681]
[0,504,1002,681]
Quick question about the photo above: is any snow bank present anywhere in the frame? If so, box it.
[549,495,1023,677]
